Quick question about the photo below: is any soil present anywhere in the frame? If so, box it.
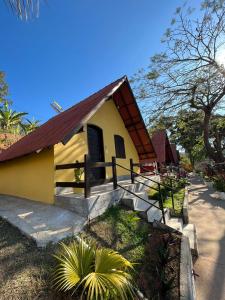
[0,205,181,300]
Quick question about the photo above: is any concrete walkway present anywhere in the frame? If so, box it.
[189,176,225,300]
[0,195,87,247]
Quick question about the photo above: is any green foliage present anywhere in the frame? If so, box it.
[133,1,225,162]
[85,206,150,263]
[155,266,176,298]
[180,154,194,172]
[74,163,84,182]
[0,72,8,105]
[154,234,177,298]
[0,72,39,140]
[149,110,206,165]
[213,176,225,192]
[0,102,27,132]
[148,180,185,216]
[52,237,135,299]
[22,118,40,134]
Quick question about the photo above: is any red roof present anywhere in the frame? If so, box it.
[151,130,174,164]
[170,144,179,165]
[0,76,156,163]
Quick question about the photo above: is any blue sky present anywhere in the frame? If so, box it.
[0,0,185,122]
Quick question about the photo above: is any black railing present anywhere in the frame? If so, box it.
[115,162,168,224]
[55,156,177,221]
[139,165,177,211]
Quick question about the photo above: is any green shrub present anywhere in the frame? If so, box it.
[213,176,225,192]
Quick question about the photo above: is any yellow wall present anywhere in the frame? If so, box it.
[0,148,55,204]
[54,130,87,183]
[54,98,139,184]
[89,99,139,178]
[0,98,140,203]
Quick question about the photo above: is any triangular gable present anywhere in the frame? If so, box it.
[151,130,174,164]
[0,76,156,163]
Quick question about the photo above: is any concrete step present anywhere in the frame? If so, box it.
[166,217,183,232]
[91,180,132,193]
[121,196,135,210]
[164,208,171,223]
[146,203,162,222]
[121,191,150,211]
[182,223,198,257]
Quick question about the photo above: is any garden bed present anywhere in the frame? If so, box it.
[148,182,185,216]
[0,205,181,299]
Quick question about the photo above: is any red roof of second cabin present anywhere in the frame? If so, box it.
[170,144,179,165]
[0,76,156,163]
[151,130,174,164]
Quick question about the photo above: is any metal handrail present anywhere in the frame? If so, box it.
[116,163,175,191]
[117,183,166,224]
[141,166,179,183]
[117,184,160,211]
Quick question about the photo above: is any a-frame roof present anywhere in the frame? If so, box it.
[151,130,174,164]
[0,76,156,163]
[170,144,179,165]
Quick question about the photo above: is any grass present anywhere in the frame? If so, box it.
[83,205,151,262]
[148,181,185,216]
[164,187,185,215]
[0,205,181,299]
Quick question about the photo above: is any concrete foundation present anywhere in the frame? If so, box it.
[55,176,159,220]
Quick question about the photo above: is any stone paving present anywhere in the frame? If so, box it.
[189,176,225,300]
[0,194,87,247]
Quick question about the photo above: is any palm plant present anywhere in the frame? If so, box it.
[53,238,136,300]
[0,102,27,133]
[22,118,40,134]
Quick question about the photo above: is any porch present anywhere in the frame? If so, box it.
[55,155,160,220]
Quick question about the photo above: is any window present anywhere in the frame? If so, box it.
[114,135,126,158]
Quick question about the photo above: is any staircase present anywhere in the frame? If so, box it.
[117,166,198,256]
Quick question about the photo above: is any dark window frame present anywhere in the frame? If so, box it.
[114,135,126,159]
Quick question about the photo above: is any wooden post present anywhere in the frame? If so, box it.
[112,156,117,189]
[130,158,134,184]
[84,154,91,198]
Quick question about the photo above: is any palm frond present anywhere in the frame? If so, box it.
[52,238,136,300]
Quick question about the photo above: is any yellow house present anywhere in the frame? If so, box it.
[0,76,156,205]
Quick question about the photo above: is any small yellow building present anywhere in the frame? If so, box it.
[0,76,156,204]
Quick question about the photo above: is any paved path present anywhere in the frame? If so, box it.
[189,176,225,300]
[0,194,87,247]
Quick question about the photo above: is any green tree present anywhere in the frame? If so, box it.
[149,110,206,165]
[132,0,225,163]
[0,72,9,105]
[22,118,40,134]
[0,102,27,133]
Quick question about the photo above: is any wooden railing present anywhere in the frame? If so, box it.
[55,155,116,198]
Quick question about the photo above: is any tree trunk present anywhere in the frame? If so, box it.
[203,110,225,163]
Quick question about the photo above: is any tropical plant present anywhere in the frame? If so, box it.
[52,238,135,300]
[22,118,40,134]
[74,161,84,183]
[0,102,27,133]
[0,72,9,105]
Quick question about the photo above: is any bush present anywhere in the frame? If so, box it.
[213,176,225,192]
[52,237,136,299]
